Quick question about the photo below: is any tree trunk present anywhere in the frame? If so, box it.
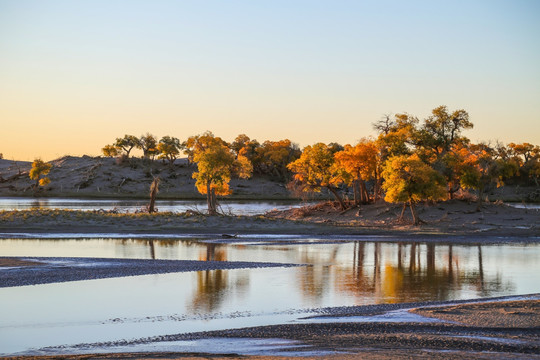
[207,182,217,215]
[448,183,460,200]
[148,177,159,213]
[373,178,379,202]
[353,180,360,206]
[327,186,347,210]
[374,177,382,202]
[360,180,369,204]
[476,185,485,212]
[33,178,39,196]
[398,203,407,222]
[409,200,421,226]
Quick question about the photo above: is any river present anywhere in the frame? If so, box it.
[1,236,539,355]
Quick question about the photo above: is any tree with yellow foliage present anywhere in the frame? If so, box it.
[507,142,540,186]
[192,132,252,215]
[157,136,183,167]
[114,134,139,157]
[334,138,379,205]
[29,158,52,195]
[138,133,159,160]
[101,144,120,158]
[287,143,348,210]
[254,139,301,180]
[382,154,446,225]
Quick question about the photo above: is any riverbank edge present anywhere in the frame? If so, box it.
[4,295,539,359]
[1,208,539,239]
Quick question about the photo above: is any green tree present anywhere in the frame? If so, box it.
[287,143,348,210]
[382,154,446,225]
[415,106,473,198]
[157,136,183,167]
[416,106,473,158]
[192,133,252,215]
[114,134,139,157]
[29,158,52,195]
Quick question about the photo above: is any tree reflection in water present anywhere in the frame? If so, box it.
[111,238,517,310]
[188,243,249,313]
[333,242,514,303]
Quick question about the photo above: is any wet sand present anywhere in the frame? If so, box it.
[4,298,539,359]
[0,257,299,288]
[1,255,539,359]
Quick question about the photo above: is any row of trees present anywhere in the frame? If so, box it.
[100,106,539,221]
[102,133,302,180]
[288,106,539,224]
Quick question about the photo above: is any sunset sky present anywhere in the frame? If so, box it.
[1,0,539,161]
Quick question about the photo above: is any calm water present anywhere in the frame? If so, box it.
[1,237,539,355]
[0,197,309,215]
[1,197,536,214]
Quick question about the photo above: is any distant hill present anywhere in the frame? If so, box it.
[0,156,295,200]
[1,156,538,202]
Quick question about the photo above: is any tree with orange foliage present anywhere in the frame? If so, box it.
[382,154,446,225]
[192,132,252,215]
[231,134,261,166]
[334,139,379,205]
[287,143,348,210]
[254,139,301,180]
[459,143,517,209]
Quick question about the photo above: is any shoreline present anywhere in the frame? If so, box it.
[2,199,539,359]
[2,192,540,204]
[1,199,539,238]
[2,253,539,359]
[3,295,539,359]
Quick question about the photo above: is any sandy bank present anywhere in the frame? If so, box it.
[0,257,298,288]
[7,296,539,359]
[1,200,538,238]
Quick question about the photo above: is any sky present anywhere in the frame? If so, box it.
[1,0,539,161]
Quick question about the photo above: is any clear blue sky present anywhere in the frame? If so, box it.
[1,0,539,160]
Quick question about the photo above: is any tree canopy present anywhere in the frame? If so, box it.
[382,154,446,225]
[29,158,52,195]
[287,142,348,209]
[192,132,252,215]
[96,105,539,219]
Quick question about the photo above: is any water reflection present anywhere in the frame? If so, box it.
[189,270,249,312]
[0,197,309,215]
[0,238,535,305]
[333,242,515,303]
[1,238,538,355]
